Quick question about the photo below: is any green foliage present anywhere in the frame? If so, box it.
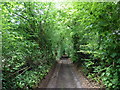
[69,2,120,89]
[1,2,59,89]
[1,1,120,89]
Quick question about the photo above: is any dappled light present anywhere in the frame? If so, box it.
[1,1,120,89]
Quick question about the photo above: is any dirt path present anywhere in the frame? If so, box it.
[47,58,82,88]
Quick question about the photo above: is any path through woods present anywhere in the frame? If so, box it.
[47,58,81,88]
[2,2,119,89]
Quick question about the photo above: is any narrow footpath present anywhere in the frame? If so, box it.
[47,58,81,88]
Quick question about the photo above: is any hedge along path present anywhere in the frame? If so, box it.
[2,2,120,89]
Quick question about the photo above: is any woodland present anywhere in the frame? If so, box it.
[1,1,120,89]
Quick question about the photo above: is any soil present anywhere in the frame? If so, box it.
[47,58,81,88]
[37,58,101,89]
[38,61,57,88]
[73,65,100,88]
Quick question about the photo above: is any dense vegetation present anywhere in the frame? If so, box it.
[70,2,120,89]
[1,1,120,89]
[2,2,62,89]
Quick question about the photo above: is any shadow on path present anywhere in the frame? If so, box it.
[47,58,81,88]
